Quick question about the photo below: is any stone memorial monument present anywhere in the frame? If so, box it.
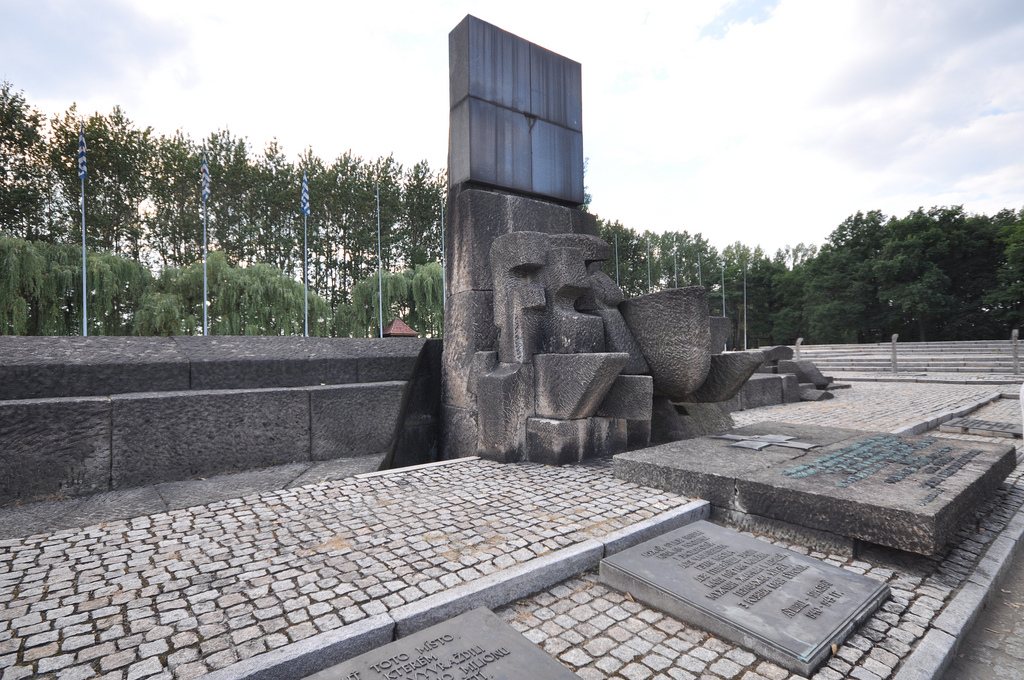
[442,16,764,464]
[304,607,579,680]
[614,422,1017,554]
[600,521,890,676]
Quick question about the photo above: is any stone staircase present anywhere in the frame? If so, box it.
[791,339,1021,375]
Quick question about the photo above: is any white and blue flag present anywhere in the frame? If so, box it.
[301,172,310,216]
[77,123,87,179]
[201,150,210,203]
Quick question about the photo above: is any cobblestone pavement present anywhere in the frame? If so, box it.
[942,544,1024,680]
[1,380,1022,680]
[0,460,688,680]
[496,462,1024,680]
[731,381,1007,433]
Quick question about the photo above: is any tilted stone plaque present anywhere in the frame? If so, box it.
[614,422,1017,554]
[304,607,579,680]
[600,521,890,676]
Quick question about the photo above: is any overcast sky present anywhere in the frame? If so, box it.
[2,0,1022,255]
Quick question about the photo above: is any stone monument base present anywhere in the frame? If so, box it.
[613,422,1016,555]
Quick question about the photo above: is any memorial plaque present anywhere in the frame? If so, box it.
[304,607,579,680]
[600,521,889,676]
[614,422,1016,554]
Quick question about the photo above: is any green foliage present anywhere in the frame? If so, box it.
[0,234,150,335]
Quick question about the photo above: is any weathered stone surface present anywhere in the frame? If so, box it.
[616,422,1017,554]
[710,316,731,354]
[0,336,189,400]
[627,418,652,447]
[762,345,795,363]
[600,521,890,676]
[449,15,584,205]
[620,287,712,399]
[781,373,801,403]
[445,188,588,296]
[490,231,548,363]
[589,416,628,458]
[538,238,605,355]
[442,404,479,460]
[740,374,785,410]
[534,352,627,419]
[597,374,653,420]
[173,337,426,390]
[651,397,733,443]
[111,388,310,488]
[525,417,588,465]
[308,607,580,680]
[477,363,534,463]
[442,290,497,409]
[689,351,766,403]
[778,359,832,389]
[799,384,834,401]
[0,396,111,506]
[310,382,409,460]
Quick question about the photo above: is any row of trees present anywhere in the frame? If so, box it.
[3,81,1022,343]
[1,81,446,332]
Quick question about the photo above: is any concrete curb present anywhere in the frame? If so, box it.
[890,392,1003,436]
[893,497,1024,680]
[833,375,1024,386]
[200,614,394,680]
[205,499,711,680]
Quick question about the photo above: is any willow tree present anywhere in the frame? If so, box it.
[1,234,151,335]
[135,250,332,336]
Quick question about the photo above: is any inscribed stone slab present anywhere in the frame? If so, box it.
[600,521,889,676]
[304,607,578,680]
[614,422,1016,555]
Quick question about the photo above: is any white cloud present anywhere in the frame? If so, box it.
[2,0,1022,255]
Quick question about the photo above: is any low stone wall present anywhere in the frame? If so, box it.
[0,337,441,506]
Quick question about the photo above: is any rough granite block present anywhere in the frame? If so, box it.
[111,388,310,488]
[740,374,784,410]
[441,404,479,460]
[0,396,111,506]
[598,375,654,420]
[311,382,409,460]
[173,337,425,390]
[0,336,188,400]
[441,290,497,409]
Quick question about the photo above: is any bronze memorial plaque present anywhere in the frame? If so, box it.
[600,521,890,676]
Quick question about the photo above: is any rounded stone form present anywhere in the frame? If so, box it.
[619,287,711,400]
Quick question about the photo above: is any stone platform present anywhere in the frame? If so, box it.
[614,423,1016,555]
[1,380,1022,680]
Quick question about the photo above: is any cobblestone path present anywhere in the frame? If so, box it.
[1,380,1022,680]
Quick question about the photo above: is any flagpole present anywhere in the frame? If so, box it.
[646,235,651,294]
[78,122,87,337]
[376,182,383,339]
[302,171,310,337]
[614,233,619,287]
[81,175,87,337]
[304,211,308,337]
[201,148,209,336]
[440,196,446,312]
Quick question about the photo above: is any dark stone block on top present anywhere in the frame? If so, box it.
[449,15,583,204]
[0,396,111,506]
[174,336,425,390]
[615,422,1017,555]
[0,336,189,400]
[110,388,310,489]
[311,382,409,461]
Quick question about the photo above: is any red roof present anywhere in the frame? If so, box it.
[382,318,418,337]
